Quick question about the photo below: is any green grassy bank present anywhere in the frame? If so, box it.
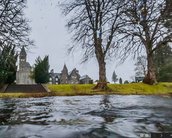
[0,83,172,98]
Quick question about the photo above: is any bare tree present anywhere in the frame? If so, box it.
[61,0,126,88]
[0,0,32,48]
[120,0,172,85]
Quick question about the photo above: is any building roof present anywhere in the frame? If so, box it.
[50,72,61,78]
[80,75,91,80]
[69,68,79,76]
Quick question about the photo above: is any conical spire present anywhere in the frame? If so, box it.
[20,46,26,56]
[60,64,68,84]
[62,64,68,73]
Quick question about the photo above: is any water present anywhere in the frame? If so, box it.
[0,95,172,138]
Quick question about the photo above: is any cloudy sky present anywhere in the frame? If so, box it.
[24,0,135,82]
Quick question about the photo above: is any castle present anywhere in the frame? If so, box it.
[16,46,35,84]
[15,47,92,85]
[49,64,93,84]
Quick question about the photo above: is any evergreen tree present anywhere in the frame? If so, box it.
[164,0,172,29]
[112,70,118,83]
[154,44,172,82]
[0,45,17,84]
[33,56,50,83]
[158,62,172,82]
[119,78,122,84]
[154,44,172,70]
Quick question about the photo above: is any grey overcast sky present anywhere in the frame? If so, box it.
[24,0,135,82]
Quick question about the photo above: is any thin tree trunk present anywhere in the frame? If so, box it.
[143,53,157,85]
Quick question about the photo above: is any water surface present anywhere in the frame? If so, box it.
[0,95,172,138]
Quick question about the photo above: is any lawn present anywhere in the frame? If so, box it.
[0,83,172,98]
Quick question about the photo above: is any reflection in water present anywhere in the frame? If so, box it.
[100,95,112,111]
[0,96,172,138]
[0,99,16,125]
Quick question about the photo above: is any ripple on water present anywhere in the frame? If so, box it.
[0,95,172,138]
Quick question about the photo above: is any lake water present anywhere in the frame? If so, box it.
[0,95,172,138]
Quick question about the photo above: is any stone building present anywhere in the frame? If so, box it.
[60,64,69,84]
[16,46,35,84]
[80,75,93,84]
[49,69,60,84]
[49,64,93,84]
[68,68,80,84]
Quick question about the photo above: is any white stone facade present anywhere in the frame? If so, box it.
[16,47,35,84]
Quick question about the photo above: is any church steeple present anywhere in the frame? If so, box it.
[19,46,27,70]
[20,46,26,60]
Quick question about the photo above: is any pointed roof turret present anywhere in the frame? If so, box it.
[62,64,68,73]
[60,64,68,84]
[20,46,26,56]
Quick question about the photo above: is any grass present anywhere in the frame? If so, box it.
[0,83,172,98]
[108,83,172,95]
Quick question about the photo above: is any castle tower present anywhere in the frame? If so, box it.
[16,46,35,84]
[19,46,27,71]
[60,64,68,84]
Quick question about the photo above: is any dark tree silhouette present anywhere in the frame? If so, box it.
[0,44,17,84]
[33,56,50,84]
[119,78,122,84]
[164,0,172,29]
[112,70,118,83]
[154,44,172,82]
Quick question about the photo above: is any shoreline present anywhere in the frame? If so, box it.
[0,83,172,98]
[0,92,172,99]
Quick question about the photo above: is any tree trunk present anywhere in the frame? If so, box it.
[143,53,157,85]
[98,57,106,82]
[93,54,108,90]
[93,38,108,90]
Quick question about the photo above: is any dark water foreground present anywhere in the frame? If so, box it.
[0,95,172,138]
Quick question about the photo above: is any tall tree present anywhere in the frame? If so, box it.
[0,44,17,84]
[61,0,126,88]
[0,0,32,47]
[112,70,118,83]
[121,0,172,85]
[33,56,50,84]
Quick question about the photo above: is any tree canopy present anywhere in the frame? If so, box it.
[0,0,33,47]
[154,44,172,82]
[33,56,50,84]
[0,44,17,84]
